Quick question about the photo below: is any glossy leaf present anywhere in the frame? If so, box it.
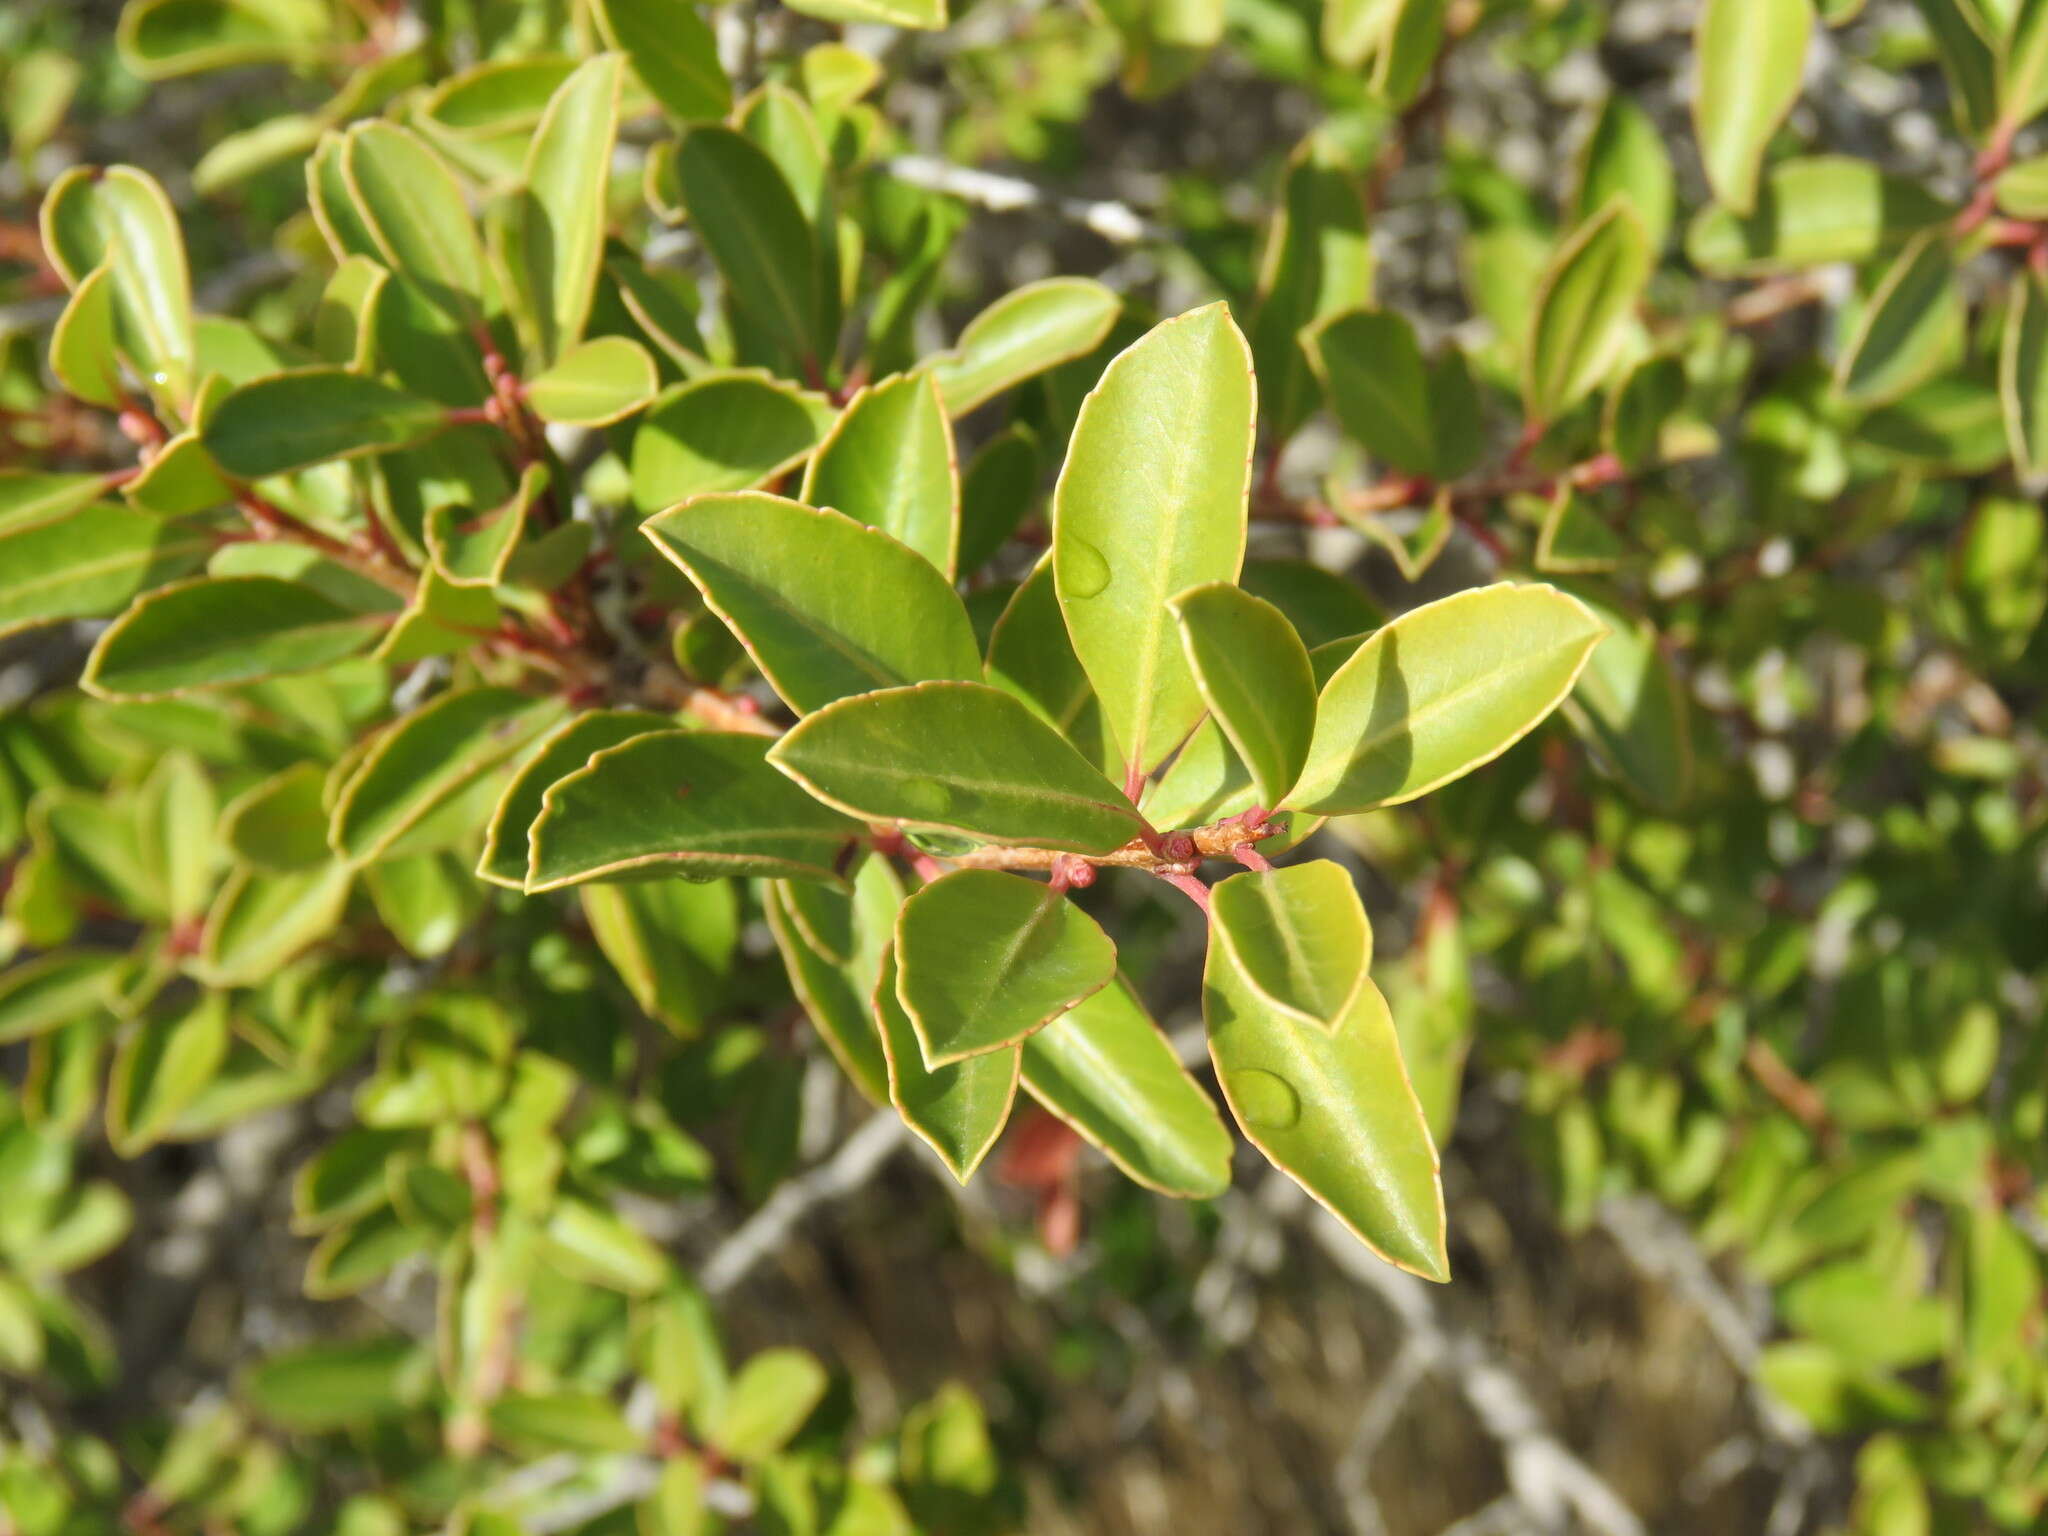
[984,558,1120,778]
[40,165,194,406]
[1170,583,1316,809]
[203,368,447,478]
[1208,860,1370,1030]
[874,946,1019,1181]
[342,122,485,322]
[1293,583,1605,814]
[518,55,625,362]
[329,688,567,867]
[591,0,729,121]
[527,730,858,890]
[671,127,819,361]
[642,492,979,714]
[1693,0,1813,215]
[50,260,123,409]
[631,373,835,510]
[895,870,1116,1066]
[0,505,212,636]
[1206,873,1445,1280]
[1052,303,1255,777]
[477,710,671,889]
[769,681,1147,853]
[1019,979,1233,1198]
[1686,157,1949,276]
[803,371,959,576]
[783,0,947,31]
[1523,200,1651,424]
[1574,96,1675,252]
[526,336,658,426]
[1834,232,1963,407]
[83,576,388,697]
[2003,0,2048,133]
[932,278,1121,416]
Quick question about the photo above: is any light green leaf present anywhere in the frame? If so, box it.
[672,126,819,361]
[197,863,353,986]
[1693,0,1813,215]
[477,709,671,889]
[1523,200,1651,425]
[0,950,124,1045]
[1209,860,1371,1030]
[244,1338,432,1431]
[124,431,233,518]
[221,762,331,871]
[1169,582,1316,809]
[1996,152,2048,217]
[518,55,625,363]
[543,1198,672,1295]
[631,373,835,510]
[1685,157,1950,276]
[1533,485,1625,573]
[582,877,738,1037]
[783,0,946,29]
[1834,231,1964,407]
[83,575,388,697]
[1249,140,1374,438]
[2000,268,2048,475]
[329,688,567,867]
[768,681,1147,854]
[108,993,230,1155]
[591,0,729,121]
[1574,96,1675,252]
[932,278,1121,417]
[2002,0,2048,132]
[528,730,858,890]
[427,462,547,587]
[1053,303,1255,778]
[526,335,658,426]
[373,568,498,665]
[763,858,899,1104]
[708,1350,828,1462]
[1561,588,1693,810]
[895,870,1116,1067]
[138,751,217,923]
[39,165,194,408]
[1019,978,1233,1198]
[203,368,447,478]
[0,505,212,636]
[193,112,324,194]
[342,121,485,322]
[487,1392,644,1456]
[116,0,323,78]
[1206,875,1445,1280]
[50,260,123,409]
[0,471,120,535]
[875,945,1019,1181]
[1292,583,1606,815]
[803,371,959,576]
[643,492,979,714]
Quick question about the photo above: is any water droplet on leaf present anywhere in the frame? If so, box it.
[1061,538,1111,599]
[897,777,953,817]
[1232,1068,1301,1130]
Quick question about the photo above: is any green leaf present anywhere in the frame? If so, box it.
[1304,309,1453,481]
[1206,871,1445,1280]
[330,688,567,867]
[198,863,353,986]
[0,471,119,535]
[477,709,671,889]
[0,950,124,1045]
[40,165,194,409]
[108,993,230,1155]
[527,730,858,890]
[487,1392,644,1456]
[50,260,123,409]
[1292,583,1605,815]
[116,0,321,79]
[84,575,389,698]
[631,372,835,510]
[769,682,1147,854]
[1249,140,1374,439]
[763,858,899,1104]
[1208,860,1370,1029]
[203,368,447,478]
[192,112,324,195]
[932,278,1121,417]
[306,1206,435,1298]
[221,762,331,871]
[708,1349,828,1462]
[895,870,1116,1066]
[1019,978,1233,1198]
[124,431,233,518]
[0,505,212,636]
[1523,199,1651,425]
[244,1338,432,1431]
[672,126,819,361]
[957,425,1041,576]
[544,1197,672,1294]
[2002,0,2048,131]
[783,0,946,30]
[2000,268,2048,475]
[294,1128,418,1234]
[518,54,625,363]
[1533,485,1625,573]
[1169,582,1316,809]
[1053,303,1255,777]
[427,462,546,587]
[1693,0,1813,215]
[138,750,217,923]
[1834,232,1964,407]
[591,0,729,122]
[1573,96,1675,253]
[342,122,486,323]
[643,492,979,714]
[874,945,1019,1180]
[526,335,658,426]
[582,877,738,1036]
[1686,157,1949,277]
[984,558,1119,777]
[803,371,959,577]
[1996,152,2048,217]
[1561,589,1693,811]
[373,568,499,665]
